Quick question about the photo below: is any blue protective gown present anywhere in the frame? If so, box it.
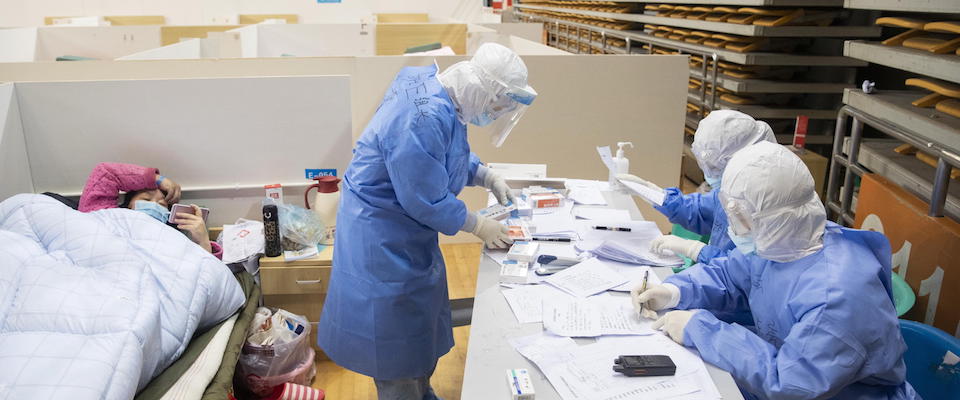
[317,64,481,380]
[665,222,919,400]
[654,188,734,263]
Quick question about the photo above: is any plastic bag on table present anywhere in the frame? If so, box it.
[239,308,317,396]
[277,203,325,248]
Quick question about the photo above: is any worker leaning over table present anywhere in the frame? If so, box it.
[618,110,776,265]
[317,43,537,400]
[632,142,918,400]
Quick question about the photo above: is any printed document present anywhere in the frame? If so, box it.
[544,258,628,297]
[501,284,572,324]
[619,178,667,206]
[542,294,654,337]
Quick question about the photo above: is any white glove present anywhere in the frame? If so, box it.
[631,283,681,314]
[616,173,664,192]
[481,169,515,206]
[652,310,698,345]
[650,235,706,260]
[472,215,513,249]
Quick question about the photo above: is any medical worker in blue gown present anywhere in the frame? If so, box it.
[317,43,537,400]
[618,110,775,264]
[632,141,918,400]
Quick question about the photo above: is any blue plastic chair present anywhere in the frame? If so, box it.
[899,320,960,399]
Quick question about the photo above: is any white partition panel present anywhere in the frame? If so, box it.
[256,24,374,57]
[468,31,566,55]
[0,28,38,63]
[202,31,241,58]
[480,23,543,43]
[34,26,162,61]
[0,83,33,200]
[116,38,202,60]
[0,55,686,232]
[13,76,353,224]
[234,25,259,58]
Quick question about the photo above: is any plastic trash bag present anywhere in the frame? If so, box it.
[239,308,317,396]
[277,203,325,248]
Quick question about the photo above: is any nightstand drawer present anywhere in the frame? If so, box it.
[260,266,331,295]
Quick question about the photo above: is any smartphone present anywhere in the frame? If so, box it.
[168,203,210,224]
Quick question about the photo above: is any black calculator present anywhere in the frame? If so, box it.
[613,355,677,377]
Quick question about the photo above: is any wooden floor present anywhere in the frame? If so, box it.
[311,243,483,399]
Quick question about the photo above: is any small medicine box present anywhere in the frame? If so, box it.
[499,260,530,284]
[506,368,535,400]
[478,202,517,221]
[507,241,539,263]
[528,193,563,208]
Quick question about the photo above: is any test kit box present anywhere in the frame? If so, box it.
[528,193,563,208]
[506,218,532,241]
[506,368,535,400]
[507,241,539,263]
[499,260,530,284]
[478,202,517,221]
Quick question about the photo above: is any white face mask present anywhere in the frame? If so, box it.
[705,175,721,188]
[134,200,170,223]
[727,227,757,255]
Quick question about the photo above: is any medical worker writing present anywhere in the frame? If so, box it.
[633,142,918,399]
[318,43,536,400]
[618,110,775,264]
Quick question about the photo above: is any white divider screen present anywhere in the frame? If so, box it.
[0,55,687,232]
[255,24,374,57]
[0,83,33,199]
[0,28,39,63]
[12,76,352,223]
[117,38,203,60]
[34,26,163,61]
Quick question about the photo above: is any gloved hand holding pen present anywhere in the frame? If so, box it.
[631,283,681,320]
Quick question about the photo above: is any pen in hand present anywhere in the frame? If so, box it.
[638,270,649,318]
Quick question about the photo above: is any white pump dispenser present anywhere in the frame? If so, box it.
[609,142,633,189]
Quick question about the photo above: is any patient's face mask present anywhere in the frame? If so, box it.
[135,200,170,223]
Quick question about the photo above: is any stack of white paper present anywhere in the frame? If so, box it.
[530,208,579,239]
[565,180,608,206]
[592,239,684,266]
[619,178,667,206]
[543,295,654,337]
[574,220,683,266]
[543,258,628,297]
[501,284,573,324]
[511,332,722,400]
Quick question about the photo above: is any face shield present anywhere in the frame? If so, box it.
[475,68,538,147]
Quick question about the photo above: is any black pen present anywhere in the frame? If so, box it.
[531,237,572,242]
[593,225,632,232]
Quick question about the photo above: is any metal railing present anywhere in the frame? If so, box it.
[825,105,960,225]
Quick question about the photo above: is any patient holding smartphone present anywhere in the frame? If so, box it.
[79,162,221,258]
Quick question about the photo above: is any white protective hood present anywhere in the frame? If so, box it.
[720,142,826,262]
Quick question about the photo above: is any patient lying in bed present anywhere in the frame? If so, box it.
[0,193,244,399]
[79,162,222,258]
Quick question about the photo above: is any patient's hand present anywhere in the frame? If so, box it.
[174,204,212,253]
[158,176,182,205]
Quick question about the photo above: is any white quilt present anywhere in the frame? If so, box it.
[0,194,245,399]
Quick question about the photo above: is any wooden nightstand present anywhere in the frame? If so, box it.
[258,246,333,359]
[209,227,333,359]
